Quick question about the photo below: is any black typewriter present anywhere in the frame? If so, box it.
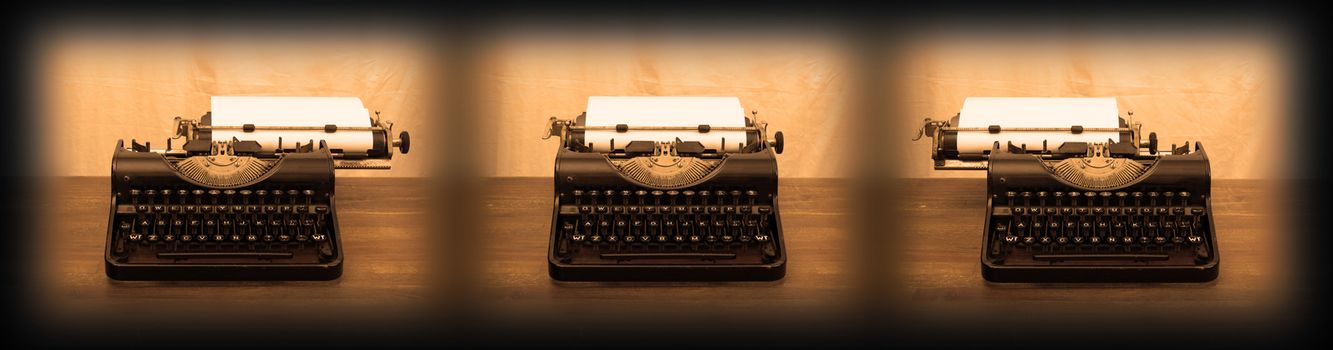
[542,96,786,281]
[106,97,409,280]
[914,97,1217,282]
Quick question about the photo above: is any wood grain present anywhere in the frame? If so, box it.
[475,177,857,325]
[37,177,434,332]
[34,176,1288,339]
[893,178,1292,334]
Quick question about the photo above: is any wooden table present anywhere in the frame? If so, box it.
[891,178,1292,344]
[33,177,1290,345]
[37,177,435,342]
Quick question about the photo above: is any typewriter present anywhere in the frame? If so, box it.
[105,96,409,280]
[913,97,1217,282]
[542,96,786,281]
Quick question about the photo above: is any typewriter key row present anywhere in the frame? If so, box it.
[557,200,776,251]
[119,204,329,215]
[566,189,769,206]
[123,188,325,205]
[997,190,1197,206]
[118,217,330,243]
[114,187,333,253]
[991,192,1208,249]
[560,204,771,215]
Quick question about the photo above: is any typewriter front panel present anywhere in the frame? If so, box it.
[549,150,785,281]
[980,151,1218,282]
[106,150,342,280]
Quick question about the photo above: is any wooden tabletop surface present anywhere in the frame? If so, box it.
[34,176,1291,342]
[37,177,435,335]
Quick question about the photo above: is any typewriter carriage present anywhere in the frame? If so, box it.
[915,114,1161,170]
[169,111,409,167]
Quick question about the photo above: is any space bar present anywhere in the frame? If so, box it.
[601,253,737,260]
[1033,254,1169,261]
[158,252,294,259]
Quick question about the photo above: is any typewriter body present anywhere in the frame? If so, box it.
[914,97,1217,282]
[106,96,409,280]
[543,96,786,281]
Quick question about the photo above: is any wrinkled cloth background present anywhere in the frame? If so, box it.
[39,28,433,178]
[40,28,1286,179]
[479,30,850,178]
[894,30,1289,179]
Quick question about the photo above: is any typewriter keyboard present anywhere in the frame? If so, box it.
[554,189,780,265]
[988,190,1213,265]
[109,188,336,264]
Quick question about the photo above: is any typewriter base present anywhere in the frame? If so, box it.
[981,260,1218,283]
[105,261,343,281]
[549,261,786,282]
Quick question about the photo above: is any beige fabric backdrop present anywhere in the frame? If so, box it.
[39,27,1287,180]
[479,30,851,178]
[38,28,433,177]
[892,30,1289,179]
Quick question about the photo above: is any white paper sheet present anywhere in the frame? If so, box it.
[584,96,748,152]
[957,97,1121,154]
[210,96,375,152]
